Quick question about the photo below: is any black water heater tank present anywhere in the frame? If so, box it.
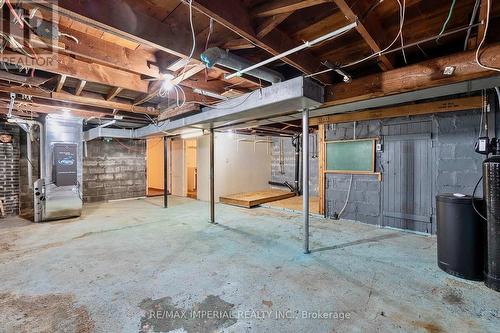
[484,156,500,292]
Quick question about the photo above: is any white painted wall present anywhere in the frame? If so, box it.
[197,133,272,202]
[170,139,185,196]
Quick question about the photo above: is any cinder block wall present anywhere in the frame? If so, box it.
[19,129,40,217]
[325,120,382,225]
[0,123,20,217]
[324,109,486,233]
[83,139,146,203]
[271,133,319,196]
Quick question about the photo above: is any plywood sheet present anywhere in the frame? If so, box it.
[265,196,320,214]
[220,190,296,208]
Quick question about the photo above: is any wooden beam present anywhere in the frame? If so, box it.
[256,13,292,38]
[0,52,149,93]
[43,0,197,58]
[75,80,86,96]
[58,25,161,78]
[332,0,394,70]
[325,43,500,106]
[55,74,67,92]
[477,0,489,46]
[157,103,201,121]
[191,0,331,83]
[106,87,123,101]
[0,99,107,118]
[252,0,329,17]
[134,64,206,106]
[318,124,325,216]
[311,96,483,126]
[222,38,255,50]
[0,85,158,115]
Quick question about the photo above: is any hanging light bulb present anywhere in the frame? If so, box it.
[162,73,175,91]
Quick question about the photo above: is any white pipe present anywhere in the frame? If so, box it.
[7,118,44,182]
[225,22,358,80]
[27,131,32,189]
[303,108,310,254]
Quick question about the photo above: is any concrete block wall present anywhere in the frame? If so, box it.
[83,139,146,203]
[271,133,319,196]
[323,108,488,233]
[435,111,485,196]
[325,120,382,223]
[0,123,20,217]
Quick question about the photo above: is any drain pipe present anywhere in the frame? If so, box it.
[292,134,301,195]
[7,118,45,185]
[201,47,285,84]
[225,21,358,81]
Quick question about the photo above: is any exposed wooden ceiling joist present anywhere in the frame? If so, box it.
[332,0,394,71]
[256,13,292,38]
[311,96,483,125]
[134,63,207,106]
[324,43,500,106]
[74,80,87,96]
[190,0,331,83]
[0,85,158,115]
[55,75,67,92]
[42,0,194,58]
[1,52,149,93]
[252,0,330,17]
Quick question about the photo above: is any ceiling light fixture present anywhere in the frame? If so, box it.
[162,73,175,91]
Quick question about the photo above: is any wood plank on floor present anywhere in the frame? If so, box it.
[220,189,296,208]
[265,196,320,214]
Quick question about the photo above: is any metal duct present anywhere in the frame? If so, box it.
[7,118,45,190]
[35,116,83,222]
[201,47,285,84]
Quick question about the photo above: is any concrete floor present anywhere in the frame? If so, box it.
[0,197,498,333]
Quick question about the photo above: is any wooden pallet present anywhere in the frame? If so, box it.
[220,190,296,208]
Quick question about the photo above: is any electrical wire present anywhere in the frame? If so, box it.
[342,0,406,68]
[399,0,408,64]
[1,0,24,29]
[180,0,197,81]
[472,176,487,221]
[338,175,353,218]
[436,0,457,43]
[464,0,481,50]
[475,0,500,72]
[306,22,481,79]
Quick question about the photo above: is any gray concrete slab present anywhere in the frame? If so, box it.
[0,197,498,333]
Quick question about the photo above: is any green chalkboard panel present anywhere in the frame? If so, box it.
[326,139,375,173]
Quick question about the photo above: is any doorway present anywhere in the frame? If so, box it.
[185,139,198,199]
[146,137,164,197]
[382,133,433,233]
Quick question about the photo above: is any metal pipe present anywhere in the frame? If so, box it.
[464,0,481,51]
[303,109,310,254]
[225,22,358,80]
[201,47,285,84]
[163,136,168,208]
[292,135,300,194]
[26,130,33,189]
[7,118,44,180]
[209,129,215,223]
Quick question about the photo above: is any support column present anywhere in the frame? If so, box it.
[303,109,310,254]
[210,129,215,223]
[163,136,168,208]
